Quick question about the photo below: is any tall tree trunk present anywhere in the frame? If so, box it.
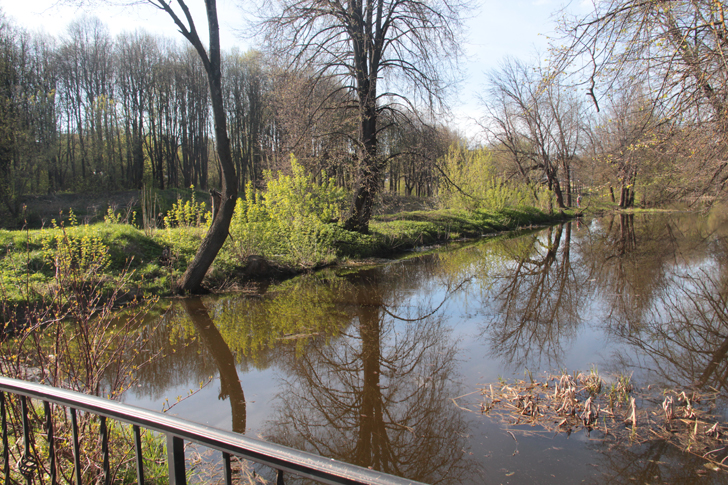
[345,97,378,233]
[619,185,630,209]
[165,0,238,293]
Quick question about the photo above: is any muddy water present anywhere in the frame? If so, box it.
[123,210,728,484]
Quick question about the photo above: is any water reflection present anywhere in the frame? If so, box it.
[604,271,728,395]
[180,298,247,434]
[476,222,587,368]
[576,212,728,396]
[590,439,725,484]
[129,269,479,482]
[122,210,728,483]
[458,212,728,381]
[131,275,352,412]
[265,268,479,483]
[129,305,218,402]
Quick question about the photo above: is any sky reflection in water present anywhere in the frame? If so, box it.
[123,211,728,484]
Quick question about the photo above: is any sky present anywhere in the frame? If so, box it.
[0,0,591,139]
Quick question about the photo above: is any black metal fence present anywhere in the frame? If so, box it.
[0,376,425,485]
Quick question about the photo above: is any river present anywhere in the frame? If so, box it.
[122,210,728,484]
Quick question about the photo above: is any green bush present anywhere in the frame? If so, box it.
[164,186,211,229]
[438,144,554,213]
[1,220,162,483]
[229,155,347,267]
[42,217,111,283]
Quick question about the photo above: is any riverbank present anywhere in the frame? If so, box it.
[0,205,574,312]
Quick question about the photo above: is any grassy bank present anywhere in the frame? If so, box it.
[0,204,572,310]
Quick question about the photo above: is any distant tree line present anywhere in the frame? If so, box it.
[0,13,456,222]
[475,1,728,210]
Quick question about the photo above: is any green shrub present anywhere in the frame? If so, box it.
[164,186,211,229]
[229,155,347,267]
[438,144,555,213]
[104,205,137,226]
[1,222,161,483]
[42,217,111,284]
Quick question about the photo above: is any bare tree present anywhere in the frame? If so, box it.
[265,66,356,182]
[583,81,666,208]
[485,58,583,208]
[116,31,156,188]
[57,18,115,186]
[556,0,728,200]
[259,0,466,232]
[224,49,269,190]
[147,0,237,293]
[380,114,455,197]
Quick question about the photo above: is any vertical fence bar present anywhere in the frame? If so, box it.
[70,408,82,485]
[1,392,9,483]
[44,401,56,485]
[223,452,232,485]
[167,434,186,485]
[21,396,30,458]
[277,469,285,485]
[21,395,32,485]
[100,416,110,485]
[133,425,145,485]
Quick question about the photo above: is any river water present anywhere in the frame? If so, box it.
[123,210,728,484]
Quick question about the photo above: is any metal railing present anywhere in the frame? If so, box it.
[0,376,425,485]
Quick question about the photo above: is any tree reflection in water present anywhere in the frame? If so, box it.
[264,269,479,484]
[604,270,728,396]
[589,439,725,484]
[470,212,728,482]
[474,212,728,379]
[129,268,478,483]
[588,212,728,395]
[180,298,247,434]
[477,222,588,368]
[589,267,728,483]
[122,211,728,483]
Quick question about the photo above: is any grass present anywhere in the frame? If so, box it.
[340,206,569,259]
[0,203,572,310]
[0,222,169,308]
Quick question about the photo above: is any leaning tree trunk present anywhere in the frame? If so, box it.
[162,0,237,294]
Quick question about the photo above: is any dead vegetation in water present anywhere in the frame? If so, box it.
[454,370,728,472]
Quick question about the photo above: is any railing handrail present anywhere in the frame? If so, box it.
[0,376,426,485]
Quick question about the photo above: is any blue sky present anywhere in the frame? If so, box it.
[1,0,590,138]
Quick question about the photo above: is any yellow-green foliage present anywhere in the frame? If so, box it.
[104,205,124,224]
[103,205,136,226]
[439,144,554,212]
[42,214,111,282]
[1,221,162,483]
[230,155,347,267]
[0,218,167,307]
[164,186,211,228]
[185,276,349,365]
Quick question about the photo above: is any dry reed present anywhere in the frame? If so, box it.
[456,371,728,472]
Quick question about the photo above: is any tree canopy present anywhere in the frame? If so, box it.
[259,0,467,231]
